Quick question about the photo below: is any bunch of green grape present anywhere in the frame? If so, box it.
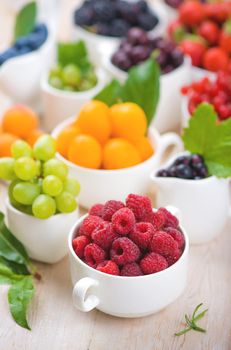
[0,135,80,219]
[49,63,98,92]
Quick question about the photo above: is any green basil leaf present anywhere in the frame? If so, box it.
[0,263,24,285]
[14,1,37,40]
[8,276,35,330]
[0,212,29,265]
[58,40,89,68]
[94,79,124,106]
[123,59,160,125]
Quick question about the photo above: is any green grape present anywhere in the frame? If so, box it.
[49,76,63,90]
[62,64,81,87]
[32,194,56,219]
[33,135,56,161]
[78,79,95,91]
[55,191,77,213]
[63,86,75,92]
[11,140,32,159]
[42,175,63,197]
[14,157,37,181]
[63,178,80,197]
[13,182,41,205]
[49,64,62,79]
[8,179,21,207]
[35,160,42,176]
[43,158,68,181]
[0,158,16,181]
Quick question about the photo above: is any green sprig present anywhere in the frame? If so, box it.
[175,303,208,337]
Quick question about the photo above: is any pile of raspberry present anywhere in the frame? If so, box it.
[181,71,231,121]
[72,194,185,277]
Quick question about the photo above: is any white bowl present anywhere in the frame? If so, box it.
[0,23,56,107]
[6,199,79,264]
[104,54,192,133]
[52,116,183,209]
[41,68,108,131]
[72,1,168,65]
[160,0,178,22]
[151,152,231,244]
[68,207,189,318]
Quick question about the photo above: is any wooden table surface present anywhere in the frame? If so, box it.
[1,1,231,349]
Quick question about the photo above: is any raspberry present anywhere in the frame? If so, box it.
[121,262,143,276]
[164,227,185,249]
[89,204,104,217]
[158,208,179,228]
[92,222,118,249]
[129,222,154,249]
[110,237,140,266]
[111,207,135,235]
[84,243,106,268]
[165,248,182,266]
[79,215,103,237]
[72,236,90,258]
[150,232,178,260]
[151,210,166,230]
[102,200,125,221]
[96,260,119,275]
[140,253,168,275]
[126,194,153,222]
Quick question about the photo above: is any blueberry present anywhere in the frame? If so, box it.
[175,164,193,179]
[136,0,148,12]
[74,6,94,26]
[127,28,149,45]
[156,169,170,177]
[190,154,204,166]
[130,45,150,64]
[109,19,130,37]
[155,51,168,69]
[171,48,184,68]
[138,12,159,31]
[93,1,116,22]
[173,155,191,166]
[111,50,132,71]
[168,166,178,177]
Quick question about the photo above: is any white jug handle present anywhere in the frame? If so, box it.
[72,277,99,312]
[158,132,183,165]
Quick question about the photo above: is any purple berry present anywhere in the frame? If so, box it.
[127,28,149,45]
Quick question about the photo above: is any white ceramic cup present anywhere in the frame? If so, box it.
[68,207,189,318]
[71,1,168,66]
[151,152,231,244]
[52,116,183,209]
[41,68,108,131]
[6,199,79,264]
[104,55,192,133]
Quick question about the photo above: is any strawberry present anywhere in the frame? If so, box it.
[168,19,186,44]
[179,1,205,27]
[219,21,231,54]
[180,40,206,67]
[198,20,220,46]
[203,47,229,72]
[204,3,231,24]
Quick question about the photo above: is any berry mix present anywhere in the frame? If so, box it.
[168,1,231,72]
[111,27,184,73]
[156,154,208,180]
[72,194,185,276]
[0,24,48,66]
[182,71,231,120]
[73,0,159,38]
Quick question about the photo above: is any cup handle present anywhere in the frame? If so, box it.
[165,205,182,222]
[72,277,99,312]
[158,133,183,165]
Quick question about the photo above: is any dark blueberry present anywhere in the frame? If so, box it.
[171,48,184,68]
[150,36,165,49]
[175,164,193,179]
[121,43,133,57]
[116,1,138,25]
[74,6,94,26]
[190,154,204,166]
[93,1,116,22]
[109,19,130,37]
[155,51,168,69]
[168,166,178,177]
[111,50,132,71]
[156,169,170,177]
[136,0,148,12]
[173,155,191,166]
[130,45,150,64]
[127,28,149,45]
[138,12,159,31]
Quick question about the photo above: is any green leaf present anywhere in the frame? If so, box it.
[14,1,37,40]
[0,263,24,285]
[58,41,89,68]
[8,276,35,330]
[0,212,29,265]
[94,79,124,106]
[182,103,231,178]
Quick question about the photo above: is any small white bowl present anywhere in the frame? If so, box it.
[41,68,108,131]
[104,55,192,133]
[72,1,168,65]
[68,207,189,318]
[6,199,79,264]
[151,152,231,244]
[52,116,183,209]
[0,23,55,107]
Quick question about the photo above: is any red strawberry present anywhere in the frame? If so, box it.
[180,40,206,67]
[204,3,231,24]
[179,1,205,27]
[203,47,229,72]
[198,20,220,46]
[219,21,231,54]
[168,19,186,44]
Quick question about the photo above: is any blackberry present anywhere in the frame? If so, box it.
[74,6,94,26]
[138,12,159,31]
[175,164,193,179]
[109,19,130,37]
[93,1,116,22]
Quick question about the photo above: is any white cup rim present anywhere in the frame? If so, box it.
[68,210,189,280]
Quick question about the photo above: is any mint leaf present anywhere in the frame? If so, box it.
[95,59,160,125]
[58,41,89,69]
[8,276,35,330]
[0,263,24,285]
[14,1,37,40]
[123,59,160,125]
[94,79,124,106]
[182,103,231,178]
